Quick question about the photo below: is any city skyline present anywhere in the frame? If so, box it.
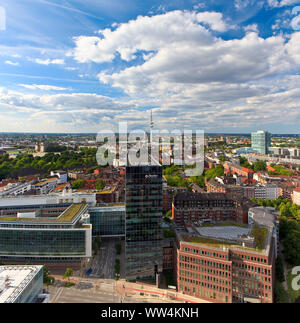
[0,1,300,133]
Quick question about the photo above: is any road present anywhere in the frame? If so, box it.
[49,279,152,303]
[89,240,116,279]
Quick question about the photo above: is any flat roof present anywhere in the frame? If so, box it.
[90,205,125,212]
[196,226,250,241]
[0,265,43,303]
[0,203,88,224]
[35,178,57,186]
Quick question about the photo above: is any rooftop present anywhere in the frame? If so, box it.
[35,178,57,187]
[0,203,88,224]
[0,265,43,303]
[174,192,232,202]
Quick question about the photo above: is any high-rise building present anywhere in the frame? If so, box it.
[251,131,271,155]
[125,164,163,281]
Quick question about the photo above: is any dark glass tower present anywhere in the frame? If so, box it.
[125,165,163,281]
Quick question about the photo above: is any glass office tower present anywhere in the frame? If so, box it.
[251,130,271,155]
[125,165,163,281]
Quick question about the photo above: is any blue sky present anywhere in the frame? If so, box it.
[0,0,300,133]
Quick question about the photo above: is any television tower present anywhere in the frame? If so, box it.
[150,109,154,146]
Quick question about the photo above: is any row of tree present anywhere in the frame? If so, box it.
[0,148,98,180]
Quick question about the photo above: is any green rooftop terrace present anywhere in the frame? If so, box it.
[0,203,88,224]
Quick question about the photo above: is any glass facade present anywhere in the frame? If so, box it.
[17,268,43,303]
[89,207,125,237]
[251,131,271,155]
[0,228,86,257]
[125,165,163,281]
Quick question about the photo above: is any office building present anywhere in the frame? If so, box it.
[251,131,271,155]
[125,165,163,281]
[175,221,276,303]
[0,203,92,269]
[89,205,125,237]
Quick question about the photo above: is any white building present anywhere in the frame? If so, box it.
[292,187,300,206]
[50,170,68,184]
[254,184,279,201]
[0,182,32,197]
[33,178,59,195]
[0,265,45,303]
[0,191,97,208]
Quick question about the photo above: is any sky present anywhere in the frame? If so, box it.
[0,0,300,134]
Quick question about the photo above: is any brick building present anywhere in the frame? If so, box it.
[172,193,237,226]
[175,225,275,303]
[223,162,254,180]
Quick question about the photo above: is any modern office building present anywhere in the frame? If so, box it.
[175,221,276,303]
[0,203,92,269]
[0,265,44,303]
[125,164,163,282]
[251,131,271,155]
[88,205,125,237]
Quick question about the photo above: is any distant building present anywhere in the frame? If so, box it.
[0,265,45,303]
[251,131,271,155]
[50,170,67,184]
[223,162,254,180]
[172,192,237,226]
[0,182,32,197]
[292,187,300,206]
[254,184,280,201]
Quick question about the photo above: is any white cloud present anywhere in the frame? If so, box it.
[268,0,299,7]
[243,24,259,33]
[5,60,19,66]
[34,58,65,65]
[66,10,300,132]
[71,10,230,64]
[19,84,69,91]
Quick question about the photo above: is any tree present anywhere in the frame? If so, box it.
[274,281,290,303]
[276,256,285,282]
[96,179,105,191]
[253,161,267,172]
[43,265,50,284]
[71,179,85,189]
[283,229,300,266]
[166,209,172,219]
[205,165,224,179]
[63,268,73,282]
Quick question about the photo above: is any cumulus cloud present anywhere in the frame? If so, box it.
[243,24,259,33]
[268,0,300,7]
[71,10,230,64]
[65,9,300,132]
